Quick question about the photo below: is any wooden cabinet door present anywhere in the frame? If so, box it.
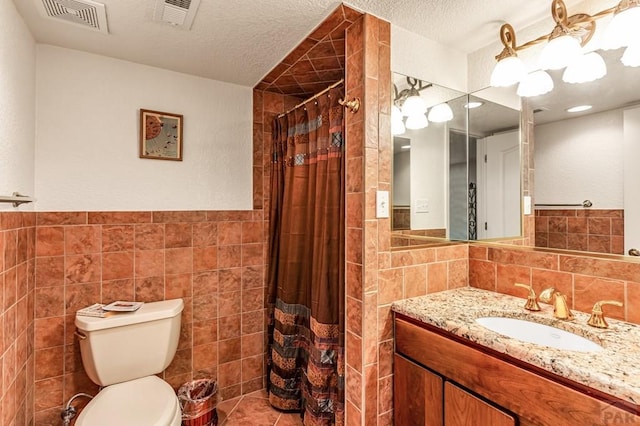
[444,382,516,426]
[394,354,443,426]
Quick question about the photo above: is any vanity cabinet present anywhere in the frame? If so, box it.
[394,315,639,426]
[394,354,515,426]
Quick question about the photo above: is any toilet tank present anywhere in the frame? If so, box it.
[75,299,183,386]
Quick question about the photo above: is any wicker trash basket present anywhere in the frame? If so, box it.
[178,379,218,426]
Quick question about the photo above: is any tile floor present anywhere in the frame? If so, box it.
[216,389,303,426]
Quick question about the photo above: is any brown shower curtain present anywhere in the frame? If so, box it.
[267,85,345,426]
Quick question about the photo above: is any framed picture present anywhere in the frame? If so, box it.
[139,109,183,161]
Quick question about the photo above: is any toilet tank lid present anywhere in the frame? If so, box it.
[75,299,184,332]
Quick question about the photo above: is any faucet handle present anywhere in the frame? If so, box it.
[539,287,556,304]
[552,292,574,320]
[514,283,541,311]
[587,300,623,328]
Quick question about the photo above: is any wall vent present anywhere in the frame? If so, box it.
[153,0,201,29]
[35,0,109,34]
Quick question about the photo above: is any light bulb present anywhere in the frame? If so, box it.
[622,43,640,67]
[405,114,428,130]
[539,34,582,70]
[603,5,640,50]
[427,103,454,123]
[392,118,406,135]
[517,70,554,97]
[562,52,607,83]
[490,56,527,87]
[401,95,427,117]
[392,105,402,121]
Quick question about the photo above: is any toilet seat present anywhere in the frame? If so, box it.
[76,376,181,426]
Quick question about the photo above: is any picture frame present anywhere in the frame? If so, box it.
[139,109,183,161]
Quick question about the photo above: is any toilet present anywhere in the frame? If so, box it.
[74,298,184,426]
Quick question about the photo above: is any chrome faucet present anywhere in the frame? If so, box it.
[539,287,574,320]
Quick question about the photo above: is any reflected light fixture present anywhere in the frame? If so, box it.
[567,105,592,112]
[428,103,454,123]
[391,105,406,135]
[491,0,637,96]
[464,101,484,109]
[406,113,429,129]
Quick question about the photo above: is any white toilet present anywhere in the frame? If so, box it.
[74,298,184,426]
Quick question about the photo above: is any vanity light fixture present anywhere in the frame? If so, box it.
[517,70,554,97]
[427,103,454,123]
[392,105,406,135]
[567,105,592,112]
[490,0,639,95]
[393,77,454,134]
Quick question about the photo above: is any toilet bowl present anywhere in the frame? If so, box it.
[74,299,184,426]
[75,376,181,426]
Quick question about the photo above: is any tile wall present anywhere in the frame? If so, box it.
[535,209,624,254]
[32,211,266,424]
[0,212,35,426]
[469,243,640,324]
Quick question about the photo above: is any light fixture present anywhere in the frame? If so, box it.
[393,77,434,131]
[517,70,554,97]
[401,145,411,150]
[490,24,527,87]
[405,114,429,130]
[397,78,428,117]
[603,0,640,50]
[562,52,607,83]
[622,42,640,67]
[464,101,484,109]
[490,0,640,96]
[427,103,454,123]
[391,105,406,135]
[567,105,592,112]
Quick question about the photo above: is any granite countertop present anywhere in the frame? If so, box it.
[392,287,640,406]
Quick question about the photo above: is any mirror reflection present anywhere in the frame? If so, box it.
[390,73,522,247]
[530,47,640,257]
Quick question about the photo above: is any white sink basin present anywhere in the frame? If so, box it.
[475,317,603,353]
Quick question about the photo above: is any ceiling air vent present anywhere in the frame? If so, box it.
[35,0,109,34]
[153,0,201,29]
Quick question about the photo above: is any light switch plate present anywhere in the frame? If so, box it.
[416,198,430,213]
[376,190,389,218]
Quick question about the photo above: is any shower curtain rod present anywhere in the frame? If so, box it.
[277,79,344,118]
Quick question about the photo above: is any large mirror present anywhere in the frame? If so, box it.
[529,47,640,257]
[391,73,522,247]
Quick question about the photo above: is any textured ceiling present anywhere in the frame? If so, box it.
[11,0,590,87]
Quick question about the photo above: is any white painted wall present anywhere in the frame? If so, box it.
[35,45,253,211]
[408,125,447,230]
[535,109,623,209]
[391,25,467,93]
[0,1,36,210]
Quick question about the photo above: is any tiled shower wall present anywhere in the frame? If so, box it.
[33,211,266,424]
[0,213,35,426]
